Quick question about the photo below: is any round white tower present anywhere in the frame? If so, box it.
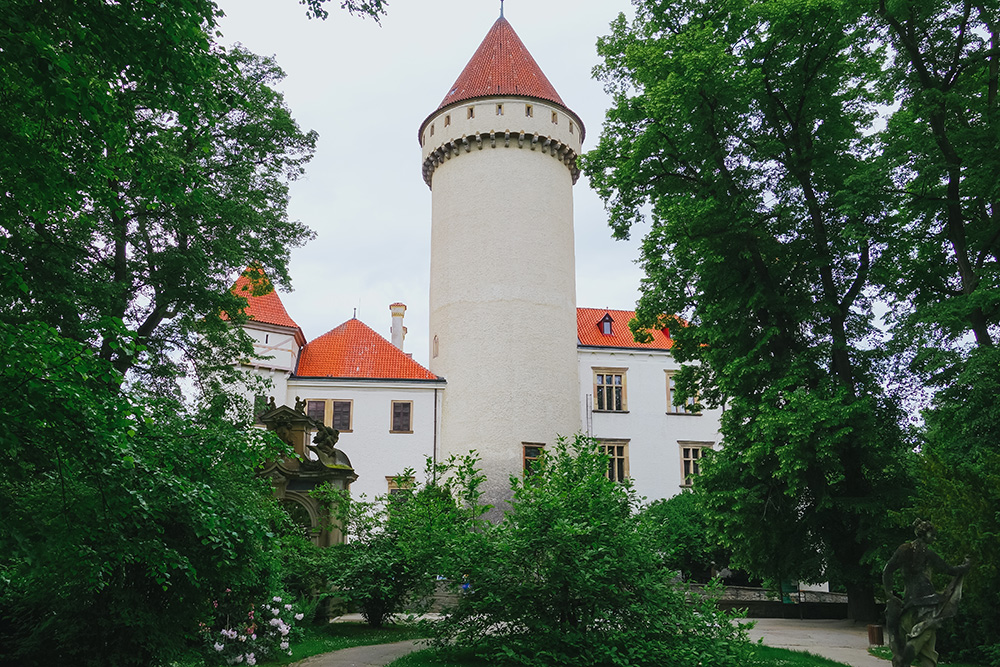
[419,15,584,501]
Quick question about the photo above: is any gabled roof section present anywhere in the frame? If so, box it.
[296,318,441,381]
[228,269,306,345]
[437,17,566,111]
[577,308,675,351]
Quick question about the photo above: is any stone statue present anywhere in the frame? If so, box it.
[294,396,306,414]
[882,519,971,667]
[307,425,341,467]
[267,396,278,412]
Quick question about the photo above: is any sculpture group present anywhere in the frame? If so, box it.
[883,520,970,667]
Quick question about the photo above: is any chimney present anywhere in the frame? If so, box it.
[389,302,407,350]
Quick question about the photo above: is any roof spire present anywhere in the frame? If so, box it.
[500,0,504,18]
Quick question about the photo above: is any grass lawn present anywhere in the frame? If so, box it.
[257,622,429,666]
[385,644,855,667]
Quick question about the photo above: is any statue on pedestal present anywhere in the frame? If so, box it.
[883,519,971,667]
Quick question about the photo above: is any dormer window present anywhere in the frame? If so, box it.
[599,313,614,335]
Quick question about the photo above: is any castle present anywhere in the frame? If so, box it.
[236,14,721,508]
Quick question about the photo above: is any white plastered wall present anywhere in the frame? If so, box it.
[284,379,443,500]
[578,348,724,503]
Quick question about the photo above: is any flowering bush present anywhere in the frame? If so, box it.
[202,593,304,665]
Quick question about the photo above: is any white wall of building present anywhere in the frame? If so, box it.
[578,347,723,504]
[284,379,443,499]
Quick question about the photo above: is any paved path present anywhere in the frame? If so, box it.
[292,639,423,667]
[750,619,887,667]
[293,617,889,667]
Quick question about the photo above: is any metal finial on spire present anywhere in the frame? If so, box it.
[500,0,504,18]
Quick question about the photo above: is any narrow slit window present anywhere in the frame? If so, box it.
[496,103,504,116]
[551,111,558,124]
[467,106,475,119]
[569,121,575,134]
[525,104,533,117]
[444,114,451,127]
[430,124,435,137]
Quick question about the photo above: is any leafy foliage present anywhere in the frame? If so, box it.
[317,456,488,628]
[428,436,754,667]
[640,492,731,583]
[583,0,912,620]
[911,348,1000,666]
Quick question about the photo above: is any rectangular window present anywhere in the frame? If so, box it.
[386,475,414,495]
[467,106,475,119]
[523,443,545,475]
[444,114,451,127]
[391,401,413,433]
[600,440,629,482]
[679,442,712,487]
[306,400,326,424]
[594,368,627,412]
[525,104,533,117]
[496,103,504,115]
[552,111,558,124]
[332,400,352,432]
[666,371,699,414]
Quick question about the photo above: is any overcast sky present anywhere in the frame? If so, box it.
[216,0,643,367]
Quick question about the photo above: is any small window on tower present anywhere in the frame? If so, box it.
[444,114,451,127]
[551,111,558,124]
[467,106,475,119]
[525,104,533,117]
[430,124,435,137]
[496,103,504,116]
[570,121,575,134]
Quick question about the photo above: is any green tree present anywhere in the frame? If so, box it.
[317,456,488,628]
[583,0,912,620]
[640,492,730,583]
[874,1,1000,359]
[429,436,754,667]
[1,0,317,382]
[0,322,292,666]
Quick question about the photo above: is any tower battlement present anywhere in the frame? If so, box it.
[419,97,583,188]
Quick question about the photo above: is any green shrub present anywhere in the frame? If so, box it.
[428,435,754,667]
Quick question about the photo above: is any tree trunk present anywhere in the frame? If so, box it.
[846,580,880,623]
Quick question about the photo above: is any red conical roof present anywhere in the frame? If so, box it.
[296,318,440,381]
[437,17,565,110]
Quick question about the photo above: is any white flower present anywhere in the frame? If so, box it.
[280,626,289,636]
[272,596,282,603]
[280,641,289,650]
[214,643,225,652]
[269,618,281,627]
[247,653,256,666]
[294,613,304,621]
[251,634,257,640]
[272,607,280,616]
[284,604,292,611]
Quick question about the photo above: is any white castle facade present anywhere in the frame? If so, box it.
[234,15,722,504]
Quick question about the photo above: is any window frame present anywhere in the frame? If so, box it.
[679,441,712,487]
[665,370,700,415]
[522,442,545,475]
[390,400,413,434]
[598,439,630,482]
[332,399,353,432]
[593,367,628,413]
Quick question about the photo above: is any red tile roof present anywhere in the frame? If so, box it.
[296,318,440,381]
[229,270,305,343]
[577,308,675,350]
[436,17,566,111]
